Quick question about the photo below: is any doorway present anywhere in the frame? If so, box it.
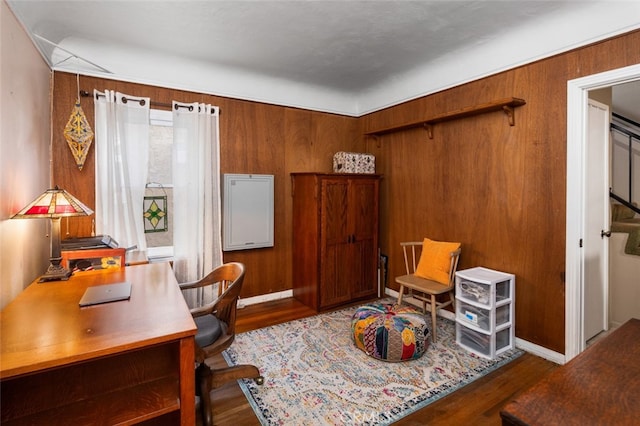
[566,63,640,362]
[583,99,609,344]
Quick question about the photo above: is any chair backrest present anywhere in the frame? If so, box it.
[400,241,461,286]
[179,262,246,364]
[208,262,245,336]
[179,262,246,333]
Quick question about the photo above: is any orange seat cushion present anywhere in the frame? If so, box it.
[415,238,460,285]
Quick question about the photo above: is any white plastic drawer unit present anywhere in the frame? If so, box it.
[456,323,513,359]
[456,299,511,332]
[454,266,515,359]
[457,273,512,306]
[458,279,491,305]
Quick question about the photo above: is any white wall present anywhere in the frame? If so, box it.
[609,233,640,328]
[0,0,52,308]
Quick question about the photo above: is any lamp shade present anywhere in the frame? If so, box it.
[11,187,93,282]
[11,187,93,218]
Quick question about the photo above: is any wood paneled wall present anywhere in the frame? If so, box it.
[51,73,361,300]
[52,28,640,354]
[363,30,640,354]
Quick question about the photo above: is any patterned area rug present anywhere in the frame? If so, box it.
[223,301,523,425]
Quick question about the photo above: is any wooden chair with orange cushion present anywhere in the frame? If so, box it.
[179,262,263,426]
[395,239,461,343]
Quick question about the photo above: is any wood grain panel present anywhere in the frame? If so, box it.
[219,98,289,296]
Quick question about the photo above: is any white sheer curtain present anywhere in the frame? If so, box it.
[94,90,150,251]
[171,102,222,288]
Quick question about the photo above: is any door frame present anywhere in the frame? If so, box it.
[566,63,640,362]
[583,99,610,343]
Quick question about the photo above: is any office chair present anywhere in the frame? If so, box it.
[179,262,263,426]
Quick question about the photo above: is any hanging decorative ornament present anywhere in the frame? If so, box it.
[63,74,94,171]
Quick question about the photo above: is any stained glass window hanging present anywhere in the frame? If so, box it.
[143,195,168,233]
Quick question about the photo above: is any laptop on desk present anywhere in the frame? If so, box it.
[79,282,132,307]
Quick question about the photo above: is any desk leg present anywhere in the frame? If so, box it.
[180,337,196,425]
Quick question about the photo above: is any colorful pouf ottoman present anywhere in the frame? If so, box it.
[351,303,430,362]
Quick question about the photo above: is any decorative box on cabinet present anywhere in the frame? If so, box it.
[332,152,376,174]
[455,267,515,359]
[291,173,381,311]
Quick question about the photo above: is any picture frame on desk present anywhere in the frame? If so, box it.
[61,248,126,271]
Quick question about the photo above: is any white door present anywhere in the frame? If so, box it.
[583,99,610,343]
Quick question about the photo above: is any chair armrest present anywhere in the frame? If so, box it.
[180,280,220,317]
[190,304,217,317]
[178,279,201,290]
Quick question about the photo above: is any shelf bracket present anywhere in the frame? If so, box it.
[365,133,381,148]
[503,105,516,126]
[424,123,434,139]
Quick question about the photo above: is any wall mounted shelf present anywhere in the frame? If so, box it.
[365,97,526,139]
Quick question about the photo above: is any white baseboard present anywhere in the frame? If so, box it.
[385,288,564,364]
[515,338,565,364]
[237,289,293,308]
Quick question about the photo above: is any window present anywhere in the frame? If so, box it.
[144,109,174,261]
[95,94,222,282]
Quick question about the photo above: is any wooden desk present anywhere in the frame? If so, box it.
[500,318,640,425]
[1,262,197,425]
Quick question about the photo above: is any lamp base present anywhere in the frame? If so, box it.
[38,263,72,283]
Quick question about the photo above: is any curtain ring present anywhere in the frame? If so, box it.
[120,96,146,106]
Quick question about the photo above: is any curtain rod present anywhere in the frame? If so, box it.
[80,90,217,113]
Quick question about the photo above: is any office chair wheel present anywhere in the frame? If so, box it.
[255,376,264,385]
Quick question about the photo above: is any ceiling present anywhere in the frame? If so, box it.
[7,0,640,116]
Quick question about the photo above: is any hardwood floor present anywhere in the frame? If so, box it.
[206,298,558,425]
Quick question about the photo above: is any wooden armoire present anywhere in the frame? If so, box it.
[291,173,381,311]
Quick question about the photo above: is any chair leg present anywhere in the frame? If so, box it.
[196,362,263,426]
[210,364,263,389]
[397,285,405,304]
[431,294,438,343]
[196,362,214,426]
